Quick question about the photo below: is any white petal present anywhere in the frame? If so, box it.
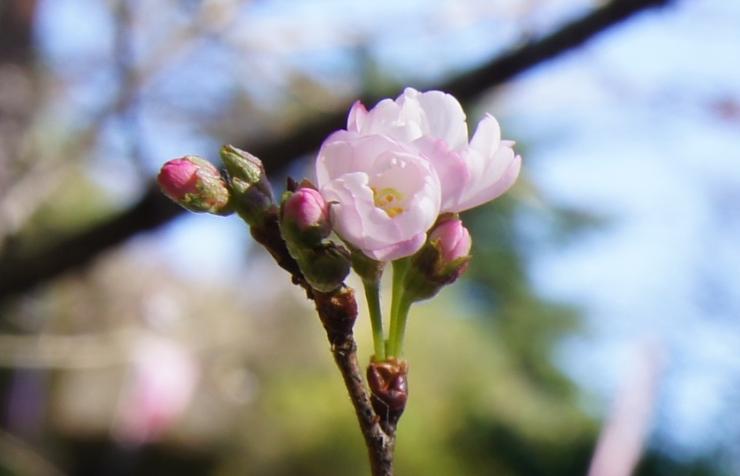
[322,173,388,250]
[347,100,368,132]
[469,113,502,159]
[414,137,470,213]
[454,150,521,212]
[316,131,356,186]
[362,152,440,241]
[361,99,405,137]
[316,132,406,186]
[415,90,468,151]
[365,232,427,262]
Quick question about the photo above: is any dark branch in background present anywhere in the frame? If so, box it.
[0,0,37,62]
[0,0,671,301]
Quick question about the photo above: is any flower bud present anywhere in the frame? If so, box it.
[281,187,331,245]
[279,184,350,292]
[157,156,231,214]
[367,358,408,426]
[429,218,471,264]
[401,216,472,303]
[293,243,351,293]
[219,145,275,225]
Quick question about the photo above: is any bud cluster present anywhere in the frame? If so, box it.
[280,184,350,293]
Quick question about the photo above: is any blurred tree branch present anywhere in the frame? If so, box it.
[0,0,671,301]
[0,0,36,62]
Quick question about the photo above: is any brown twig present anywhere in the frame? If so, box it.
[314,290,397,476]
[252,211,397,475]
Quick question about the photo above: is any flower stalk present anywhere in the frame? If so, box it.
[387,258,410,358]
[363,280,386,361]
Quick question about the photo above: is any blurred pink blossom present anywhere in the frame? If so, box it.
[115,336,198,444]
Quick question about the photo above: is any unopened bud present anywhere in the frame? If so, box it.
[157,156,231,214]
[367,358,408,425]
[295,244,351,293]
[220,145,275,225]
[281,187,331,245]
[402,216,471,302]
[279,182,350,292]
[429,218,471,264]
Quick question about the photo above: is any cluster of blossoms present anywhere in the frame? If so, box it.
[158,88,520,422]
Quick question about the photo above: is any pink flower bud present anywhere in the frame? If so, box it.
[157,156,230,214]
[399,216,471,303]
[429,218,471,263]
[159,158,201,200]
[280,186,349,292]
[283,187,329,233]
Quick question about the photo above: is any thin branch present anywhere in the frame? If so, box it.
[0,0,672,300]
[328,331,395,476]
[0,0,37,62]
[248,208,396,474]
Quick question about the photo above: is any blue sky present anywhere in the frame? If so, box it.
[502,0,740,456]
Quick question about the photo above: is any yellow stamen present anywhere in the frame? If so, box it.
[372,187,405,218]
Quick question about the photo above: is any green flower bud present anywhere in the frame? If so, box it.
[219,145,275,225]
[295,243,351,293]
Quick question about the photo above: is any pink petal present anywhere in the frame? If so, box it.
[321,173,383,250]
[365,232,427,262]
[454,152,521,212]
[316,132,406,186]
[414,137,470,213]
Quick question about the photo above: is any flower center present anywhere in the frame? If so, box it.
[372,187,405,218]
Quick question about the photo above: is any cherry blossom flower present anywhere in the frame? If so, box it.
[347,87,521,213]
[316,133,441,261]
[316,87,520,261]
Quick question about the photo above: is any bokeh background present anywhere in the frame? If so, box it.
[0,0,738,474]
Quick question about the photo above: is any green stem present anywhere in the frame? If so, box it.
[363,279,385,361]
[389,296,412,357]
[387,259,410,357]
